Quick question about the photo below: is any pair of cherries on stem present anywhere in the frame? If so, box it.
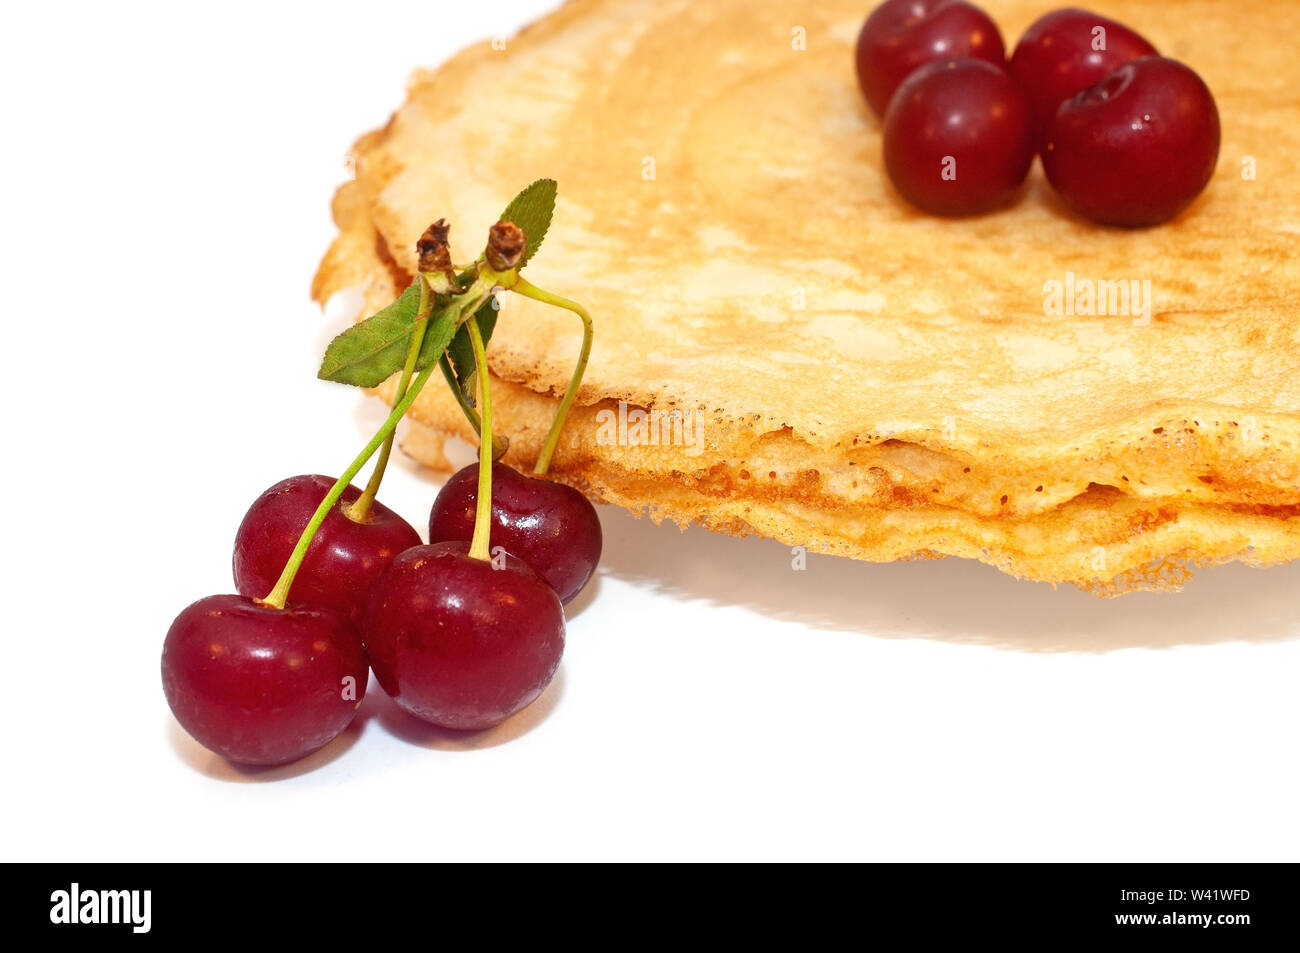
[234,467,600,616]
[165,465,597,765]
[162,214,599,766]
[226,461,597,731]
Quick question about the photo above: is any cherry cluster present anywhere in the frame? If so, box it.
[855,3,1221,226]
[162,189,601,767]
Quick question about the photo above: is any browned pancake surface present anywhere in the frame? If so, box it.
[314,0,1300,593]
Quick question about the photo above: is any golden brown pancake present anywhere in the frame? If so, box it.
[314,0,1300,594]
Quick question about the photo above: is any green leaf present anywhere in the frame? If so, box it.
[318,179,556,388]
[317,282,422,387]
[318,282,459,388]
[440,179,551,399]
[498,178,556,267]
[415,303,459,378]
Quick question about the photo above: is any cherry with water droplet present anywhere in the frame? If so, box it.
[855,0,1006,117]
[883,58,1034,216]
[161,594,368,765]
[362,541,565,731]
[233,474,420,623]
[1009,7,1157,142]
[428,463,601,604]
[1042,56,1220,228]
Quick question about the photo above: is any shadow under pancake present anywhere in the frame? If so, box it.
[596,503,1300,654]
[337,388,1298,655]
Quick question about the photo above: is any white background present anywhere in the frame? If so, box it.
[3,0,1297,862]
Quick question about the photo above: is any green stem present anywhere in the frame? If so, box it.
[511,277,593,475]
[345,276,434,522]
[466,316,494,562]
[438,353,476,420]
[259,358,442,610]
[438,353,509,460]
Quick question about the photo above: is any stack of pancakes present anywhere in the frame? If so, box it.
[313,0,1300,595]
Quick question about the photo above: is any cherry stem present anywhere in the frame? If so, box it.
[258,357,442,610]
[345,275,434,523]
[511,276,593,476]
[466,315,495,562]
[438,352,508,458]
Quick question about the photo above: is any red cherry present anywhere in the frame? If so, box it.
[428,463,601,604]
[1009,8,1157,141]
[855,0,1005,117]
[362,541,564,731]
[882,58,1034,216]
[1042,56,1220,228]
[162,594,368,765]
[233,474,420,624]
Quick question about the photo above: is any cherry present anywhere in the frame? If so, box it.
[855,0,1005,117]
[882,58,1034,217]
[161,594,368,765]
[363,541,564,730]
[1009,8,1157,142]
[233,474,420,624]
[428,463,601,604]
[1042,56,1220,228]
